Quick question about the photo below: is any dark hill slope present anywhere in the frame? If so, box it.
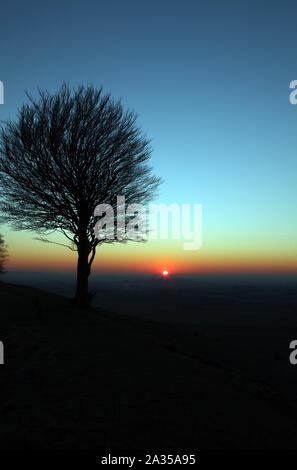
[1,280,297,450]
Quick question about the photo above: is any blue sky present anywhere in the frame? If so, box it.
[0,0,297,272]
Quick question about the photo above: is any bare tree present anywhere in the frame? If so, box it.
[0,234,8,273]
[0,84,162,305]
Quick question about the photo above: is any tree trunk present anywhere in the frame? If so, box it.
[75,239,91,307]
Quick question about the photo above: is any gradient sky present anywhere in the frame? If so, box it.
[0,0,297,274]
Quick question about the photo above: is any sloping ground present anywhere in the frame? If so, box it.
[1,280,297,450]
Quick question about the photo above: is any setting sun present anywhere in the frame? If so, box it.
[162,270,169,276]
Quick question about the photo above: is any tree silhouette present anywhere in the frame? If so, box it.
[0,234,8,273]
[0,84,161,305]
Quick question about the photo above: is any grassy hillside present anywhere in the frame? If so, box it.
[1,280,297,450]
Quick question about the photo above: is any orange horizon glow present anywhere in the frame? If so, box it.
[6,253,297,275]
[3,229,297,276]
